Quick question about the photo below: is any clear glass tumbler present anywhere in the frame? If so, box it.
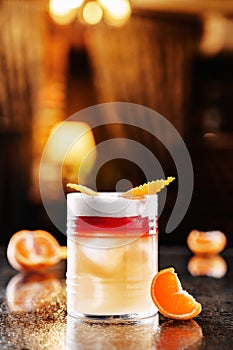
[66,192,158,321]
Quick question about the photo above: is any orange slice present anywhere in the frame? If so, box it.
[122,177,175,197]
[7,230,67,271]
[151,267,202,320]
[67,183,98,196]
[187,229,227,256]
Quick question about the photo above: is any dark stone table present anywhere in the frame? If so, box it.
[0,246,232,349]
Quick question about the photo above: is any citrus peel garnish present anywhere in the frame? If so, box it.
[122,177,175,197]
[67,183,98,196]
[67,177,175,197]
[151,267,202,320]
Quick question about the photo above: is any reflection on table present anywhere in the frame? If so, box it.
[1,246,233,349]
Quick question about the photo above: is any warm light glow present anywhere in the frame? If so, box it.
[98,0,108,7]
[49,0,77,25]
[49,0,84,13]
[48,0,131,26]
[68,0,85,9]
[47,121,96,164]
[45,121,96,183]
[203,132,217,139]
[82,1,103,25]
[103,0,131,27]
[200,13,228,56]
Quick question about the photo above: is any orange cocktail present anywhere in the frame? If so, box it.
[66,192,158,321]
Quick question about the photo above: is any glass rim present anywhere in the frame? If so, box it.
[67,192,158,199]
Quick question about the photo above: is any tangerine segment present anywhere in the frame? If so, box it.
[122,177,175,197]
[187,230,227,255]
[151,267,202,320]
[7,230,67,271]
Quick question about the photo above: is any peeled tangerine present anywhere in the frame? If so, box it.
[151,267,202,320]
[7,230,67,271]
[187,229,227,256]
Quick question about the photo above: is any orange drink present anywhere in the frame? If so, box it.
[66,192,158,321]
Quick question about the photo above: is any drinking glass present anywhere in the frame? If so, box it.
[66,192,158,321]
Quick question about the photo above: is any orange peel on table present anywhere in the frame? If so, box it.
[151,267,202,320]
[67,177,175,197]
[7,230,67,271]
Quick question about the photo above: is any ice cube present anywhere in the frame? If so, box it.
[80,243,125,276]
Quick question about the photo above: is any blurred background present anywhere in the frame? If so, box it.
[0,0,232,247]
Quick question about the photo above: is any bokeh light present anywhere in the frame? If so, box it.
[103,0,131,27]
[49,0,131,26]
[49,0,77,25]
[82,1,103,25]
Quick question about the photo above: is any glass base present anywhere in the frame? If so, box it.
[65,313,159,349]
[67,310,158,324]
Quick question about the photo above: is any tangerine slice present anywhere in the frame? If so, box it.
[67,183,98,196]
[151,267,202,320]
[187,229,227,256]
[122,177,175,197]
[7,230,67,271]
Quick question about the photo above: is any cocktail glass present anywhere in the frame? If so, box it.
[66,192,158,321]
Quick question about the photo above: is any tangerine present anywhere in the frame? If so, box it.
[151,267,202,320]
[7,230,67,271]
[187,229,227,256]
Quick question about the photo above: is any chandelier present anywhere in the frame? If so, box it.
[49,0,132,26]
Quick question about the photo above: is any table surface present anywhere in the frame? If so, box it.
[0,245,233,350]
